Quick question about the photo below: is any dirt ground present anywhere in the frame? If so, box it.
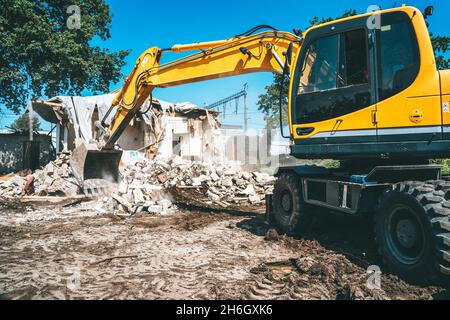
[0,198,449,300]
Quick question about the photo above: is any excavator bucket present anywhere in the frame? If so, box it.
[70,142,122,183]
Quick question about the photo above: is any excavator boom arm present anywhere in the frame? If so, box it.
[70,29,300,182]
[104,30,301,148]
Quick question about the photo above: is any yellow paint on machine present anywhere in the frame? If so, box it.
[440,70,450,126]
[291,6,444,140]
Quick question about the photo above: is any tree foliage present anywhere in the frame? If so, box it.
[256,74,290,128]
[431,34,450,70]
[10,112,41,132]
[307,9,357,27]
[0,0,130,113]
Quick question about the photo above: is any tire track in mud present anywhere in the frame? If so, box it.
[122,222,293,300]
[0,207,448,300]
[0,209,294,299]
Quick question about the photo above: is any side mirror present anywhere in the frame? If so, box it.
[292,28,302,36]
[423,5,434,18]
[283,42,293,76]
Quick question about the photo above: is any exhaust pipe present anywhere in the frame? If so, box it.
[70,142,123,183]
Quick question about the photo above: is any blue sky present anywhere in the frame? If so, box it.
[1,0,449,131]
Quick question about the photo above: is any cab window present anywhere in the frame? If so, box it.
[298,34,338,94]
[296,28,371,125]
[377,12,420,101]
[340,29,369,87]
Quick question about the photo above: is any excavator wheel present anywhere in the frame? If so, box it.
[374,181,450,286]
[272,173,313,234]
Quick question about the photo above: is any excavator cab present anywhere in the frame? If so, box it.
[289,6,450,161]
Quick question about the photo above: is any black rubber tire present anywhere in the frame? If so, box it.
[272,173,313,234]
[374,181,450,286]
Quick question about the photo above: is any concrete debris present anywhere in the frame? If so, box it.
[132,188,145,204]
[0,151,79,198]
[241,184,256,196]
[248,194,262,204]
[116,155,275,212]
[0,153,275,216]
[110,193,132,212]
[33,152,80,197]
[2,175,25,189]
[23,175,35,195]
[0,175,25,197]
[118,182,128,194]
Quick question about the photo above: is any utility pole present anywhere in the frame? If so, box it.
[206,83,248,130]
[243,83,248,133]
[23,100,36,171]
[28,100,33,142]
[265,115,272,160]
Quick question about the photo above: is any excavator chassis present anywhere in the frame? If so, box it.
[266,164,450,286]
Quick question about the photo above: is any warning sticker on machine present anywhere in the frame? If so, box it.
[443,102,449,113]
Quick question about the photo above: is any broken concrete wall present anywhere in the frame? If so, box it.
[34,95,223,163]
[0,133,52,175]
[116,119,147,151]
[218,128,279,172]
[156,113,222,161]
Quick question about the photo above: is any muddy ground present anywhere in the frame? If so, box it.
[0,198,449,300]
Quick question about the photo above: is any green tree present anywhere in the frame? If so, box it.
[432,34,450,70]
[257,74,290,128]
[10,112,41,132]
[0,0,130,113]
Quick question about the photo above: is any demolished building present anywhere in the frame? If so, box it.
[32,94,224,163]
[0,93,281,213]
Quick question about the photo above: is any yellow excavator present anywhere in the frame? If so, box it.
[71,5,450,285]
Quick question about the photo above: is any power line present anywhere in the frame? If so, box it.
[220,111,263,116]
[206,84,247,109]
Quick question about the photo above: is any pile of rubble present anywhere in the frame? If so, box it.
[32,152,80,196]
[113,156,275,215]
[0,152,80,198]
[0,153,275,215]
[0,175,27,198]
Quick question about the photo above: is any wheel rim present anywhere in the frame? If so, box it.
[280,190,293,216]
[384,204,425,265]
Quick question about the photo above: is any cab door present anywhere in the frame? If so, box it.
[291,17,377,144]
[374,10,442,142]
